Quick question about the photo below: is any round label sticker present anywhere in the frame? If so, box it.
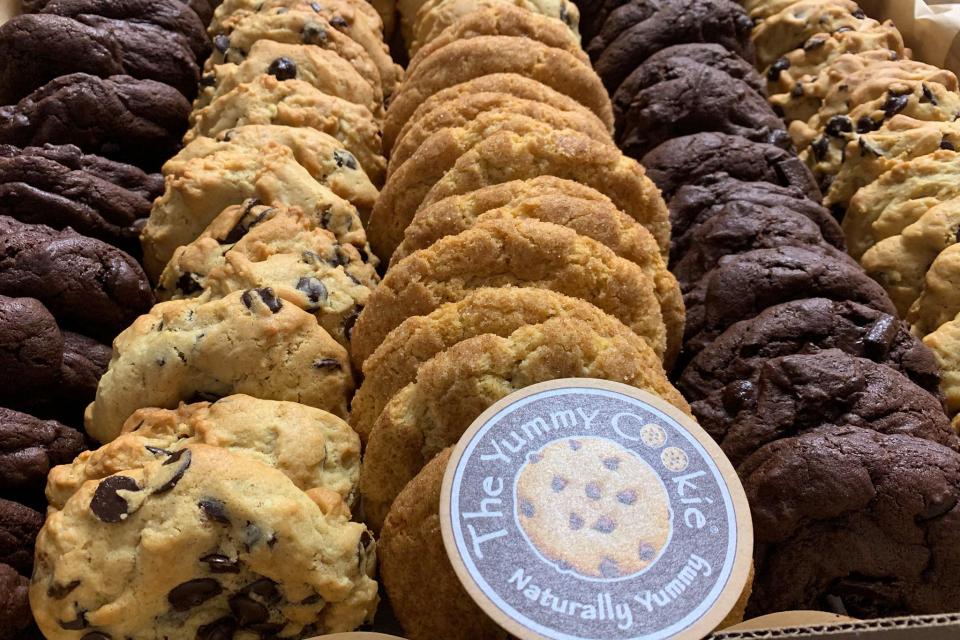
[440,379,753,640]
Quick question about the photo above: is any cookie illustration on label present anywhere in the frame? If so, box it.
[516,437,671,580]
[640,423,667,448]
[661,447,689,472]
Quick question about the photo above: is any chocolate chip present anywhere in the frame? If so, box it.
[922,84,938,105]
[559,4,571,25]
[857,115,879,133]
[883,93,910,118]
[169,578,222,611]
[825,116,853,138]
[585,482,601,500]
[244,523,263,550]
[617,490,637,505]
[200,74,216,87]
[942,139,956,151]
[213,35,230,54]
[639,542,657,561]
[202,554,241,574]
[342,306,360,340]
[721,380,755,416]
[551,476,567,492]
[569,513,584,530]
[300,594,323,605]
[154,449,191,494]
[768,57,790,81]
[196,617,236,640]
[594,517,616,534]
[519,500,535,517]
[302,22,327,44]
[602,457,621,471]
[222,201,271,244]
[81,633,111,640]
[267,57,297,80]
[245,578,281,604]
[853,8,865,18]
[333,149,357,170]
[230,593,270,626]
[357,529,374,569]
[811,136,830,162]
[199,498,230,524]
[313,358,342,370]
[599,559,620,578]
[790,82,804,98]
[803,36,826,51]
[177,272,203,295]
[48,580,81,599]
[145,445,173,457]
[241,288,283,313]
[188,392,223,403]
[329,14,348,28]
[310,1,322,11]
[91,475,139,523]
[835,26,853,33]
[859,137,881,157]
[296,277,327,308]
[301,250,322,265]
[60,612,88,630]
[863,314,898,358]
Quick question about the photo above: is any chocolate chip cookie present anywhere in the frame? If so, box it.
[751,0,869,68]
[641,132,821,201]
[361,314,688,530]
[923,317,960,415]
[351,218,670,370]
[0,73,191,170]
[49,394,361,512]
[31,445,378,638]
[0,407,83,500]
[907,244,960,337]
[742,426,960,617]
[84,289,353,444]
[683,245,897,358]
[617,65,790,158]
[156,200,377,348]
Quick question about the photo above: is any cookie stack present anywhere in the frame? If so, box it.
[585,0,960,620]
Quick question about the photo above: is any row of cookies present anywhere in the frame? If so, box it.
[343,4,711,638]
[581,0,960,619]
[744,0,960,426]
[23,1,398,637]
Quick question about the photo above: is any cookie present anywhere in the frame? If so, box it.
[824,116,960,213]
[410,0,580,55]
[679,297,942,409]
[742,426,960,617]
[924,317,960,415]
[683,245,897,358]
[31,445,378,639]
[843,150,960,260]
[195,39,382,119]
[641,132,821,201]
[668,173,844,263]
[351,288,661,445]
[384,36,614,148]
[369,114,583,260]
[380,449,507,640]
[3,143,164,201]
[697,349,955,465]
[0,407,83,500]
[580,0,630,41]
[584,0,661,61]
[140,143,372,280]
[611,43,766,127]
[0,216,152,340]
[48,394,361,511]
[0,73,191,170]
[592,0,755,92]
[34,0,210,60]
[0,498,43,576]
[388,72,609,154]
[861,198,960,316]
[0,13,200,102]
[351,218,670,370]
[751,0,869,68]
[671,205,836,292]
[393,190,683,358]
[412,129,670,258]
[617,65,790,158]
[58,331,113,419]
[188,76,385,187]
[406,4,587,78]
[84,289,353,444]
[214,0,383,34]
[360,314,688,530]
[156,200,377,348]
[389,92,610,177]
[0,563,32,639]
[907,244,960,337]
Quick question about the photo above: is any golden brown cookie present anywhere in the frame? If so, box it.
[922,316,960,414]
[351,287,672,445]
[406,3,585,74]
[751,0,872,68]
[389,72,608,153]
[351,218,670,369]
[907,243,960,337]
[389,91,609,176]
[383,36,614,150]
[361,314,688,530]
[412,128,670,258]
[393,190,683,359]
[187,76,386,186]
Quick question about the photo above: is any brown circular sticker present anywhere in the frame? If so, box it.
[441,379,753,640]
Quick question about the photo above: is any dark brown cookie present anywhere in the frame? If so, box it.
[0,144,163,201]
[671,205,834,291]
[59,331,112,408]
[697,349,955,465]
[34,0,209,59]
[0,407,84,500]
[580,0,630,41]
[612,43,765,127]
[742,426,960,617]
[0,295,62,400]
[0,14,199,103]
[641,132,821,201]
[668,172,843,261]
[618,65,789,158]
[0,563,33,639]
[680,297,941,404]
[593,0,755,92]
[683,245,897,358]
[0,73,191,170]
[0,217,153,339]
[585,0,661,61]
[22,0,211,22]
[0,499,43,576]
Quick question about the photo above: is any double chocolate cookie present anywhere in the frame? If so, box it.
[0,498,44,576]
[0,407,84,501]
